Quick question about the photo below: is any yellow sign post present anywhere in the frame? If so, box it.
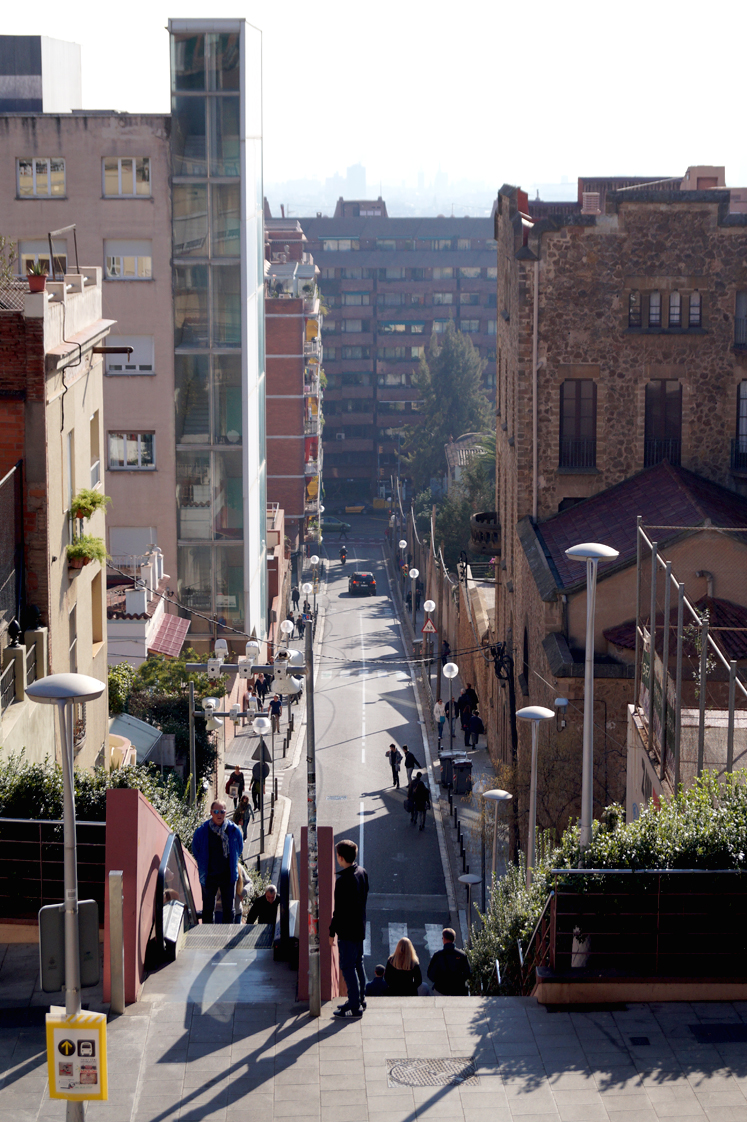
[46,1007,108,1101]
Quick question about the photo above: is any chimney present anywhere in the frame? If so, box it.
[125,585,148,615]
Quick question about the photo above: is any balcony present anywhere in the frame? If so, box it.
[644,438,681,468]
[304,415,319,436]
[559,439,597,470]
[732,438,747,473]
[304,374,320,397]
[304,338,321,358]
[469,511,501,556]
[304,459,319,477]
[736,317,747,348]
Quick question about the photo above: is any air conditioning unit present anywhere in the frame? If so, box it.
[335,432,346,441]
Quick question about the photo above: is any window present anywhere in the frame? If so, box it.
[322,239,358,251]
[91,571,103,645]
[487,320,497,335]
[378,267,405,280]
[486,267,498,279]
[377,371,409,386]
[105,336,155,375]
[108,432,156,470]
[644,380,682,466]
[460,292,479,305]
[735,382,747,469]
[689,290,702,328]
[342,319,363,333]
[17,157,65,197]
[735,291,747,346]
[411,324,424,334]
[559,380,597,468]
[341,346,369,359]
[379,346,407,359]
[19,239,66,277]
[325,346,337,360]
[342,293,369,306]
[90,412,100,488]
[669,291,681,328]
[380,323,407,334]
[341,267,366,279]
[411,346,425,359]
[105,239,152,280]
[433,292,453,305]
[376,239,396,251]
[103,157,151,197]
[432,267,453,280]
[459,267,481,279]
[433,320,450,334]
[648,291,662,327]
[458,239,471,250]
[321,267,336,279]
[433,239,452,251]
[411,293,424,304]
[461,320,479,333]
[377,293,404,306]
[628,291,642,328]
[69,604,77,675]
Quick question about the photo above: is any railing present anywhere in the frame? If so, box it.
[469,511,501,555]
[304,416,319,435]
[0,817,106,921]
[154,831,199,963]
[90,459,101,488]
[735,317,747,347]
[644,437,681,467]
[559,439,597,469]
[520,891,555,993]
[0,660,15,715]
[731,437,747,472]
[276,832,300,964]
[26,646,36,689]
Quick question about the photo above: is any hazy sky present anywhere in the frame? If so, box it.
[5,0,746,192]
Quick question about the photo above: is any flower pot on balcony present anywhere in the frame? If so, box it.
[68,556,91,569]
[28,274,47,293]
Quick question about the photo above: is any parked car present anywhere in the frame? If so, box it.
[333,501,371,516]
[348,571,376,596]
[320,515,351,535]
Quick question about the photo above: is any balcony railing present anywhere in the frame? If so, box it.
[732,437,747,472]
[469,511,501,556]
[304,415,319,435]
[559,439,597,470]
[644,437,681,468]
[0,661,15,715]
[736,317,747,348]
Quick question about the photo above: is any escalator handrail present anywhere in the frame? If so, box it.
[155,832,200,958]
[278,833,300,951]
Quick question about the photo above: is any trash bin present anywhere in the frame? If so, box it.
[453,758,473,795]
[439,751,457,787]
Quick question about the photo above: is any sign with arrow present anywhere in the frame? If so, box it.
[46,1007,107,1101]
[421,618,437,635]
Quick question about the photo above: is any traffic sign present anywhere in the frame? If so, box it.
[46,1007,107,1101]
[421,618,437,635]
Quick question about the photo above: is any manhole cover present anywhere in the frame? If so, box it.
[184,925,273,950]
[386,1058,478,1088]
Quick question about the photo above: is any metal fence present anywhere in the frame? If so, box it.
[0,462,22,642]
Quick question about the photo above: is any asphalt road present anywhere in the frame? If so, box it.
[286,534,450,981]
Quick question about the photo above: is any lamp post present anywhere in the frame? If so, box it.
[516,705,554,888]
[310,555,320,619]
[458,872,481,941]
[443,661,459,751]
[252,716,272,855]
[27,673,105,1122]
[423,599,436,691]
[301,581,313,637]
[564,541,620,850]
[483,788,513,883]
[398,539,407,597]
[409,567,419,631]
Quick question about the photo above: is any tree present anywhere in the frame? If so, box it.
[403,326,491,491]
[0,236,17,286]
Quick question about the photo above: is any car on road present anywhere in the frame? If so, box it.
[348,571,376,596]
[333,501,371,516]
[320,514,351,535]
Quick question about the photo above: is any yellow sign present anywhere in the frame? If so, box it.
[46,1006,108,1101]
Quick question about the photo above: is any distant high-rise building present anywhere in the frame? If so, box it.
[0,35,81,113]
[346,163,366,198]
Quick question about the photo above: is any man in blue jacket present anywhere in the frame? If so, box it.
[192,800,244,924]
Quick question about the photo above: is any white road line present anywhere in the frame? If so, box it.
[363,921,371,957]
[425,924,443,955]
[359,798,365,869]
[388,922,408,955]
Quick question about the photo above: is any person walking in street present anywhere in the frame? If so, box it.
[255,673,268,708]
[232,794,253,841]
[426,927,472,995]
[297,613,306,639]
[433,698,446,741]
[469,708,485,749]
[251,760,269,810]
[269,693,282,734]
[440,639,451,670]
[464,682,479,711]
[247,884,278,926]
[385,743,403,788]
[415,582,422,612]
[403,746,422,786]
[330,839,369,1019]
[244,686,259,725]
[302,597,311,615]
[385,937,422,995]
[444,697,457,739]
[410,772,431,830]
[225,764,245,808]
[192,801,243,925]
[291,585,300,610]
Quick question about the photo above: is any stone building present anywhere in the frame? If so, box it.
[493,172,747,840]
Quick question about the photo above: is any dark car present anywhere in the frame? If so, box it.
[320,514,351,535]
[348,571,376,596]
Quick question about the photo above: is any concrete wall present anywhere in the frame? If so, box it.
[297,825,340,1002]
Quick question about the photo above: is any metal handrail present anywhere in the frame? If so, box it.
[154,832,199,960]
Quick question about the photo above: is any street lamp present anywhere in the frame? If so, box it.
[423,599,436,690]
[398,539,407,596]
[409,567,419,631]
[27,673,105,1122]
[252,715,272,855]
[483,789,513,882]
[443,661,459,751]
[564,541,620,850]
[459,872,482,940]
[516,705,554,888]
[310,555,320,618]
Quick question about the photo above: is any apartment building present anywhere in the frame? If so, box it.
[0,269,111,765]
[491,172,747,837]
[300,200,496,500]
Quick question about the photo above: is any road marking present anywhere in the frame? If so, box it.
[388,922,408,954]
[425,924,443,954]
[359,799,365,869]
[363,922,371,957]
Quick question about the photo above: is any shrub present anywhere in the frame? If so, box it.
[108,663,136,714]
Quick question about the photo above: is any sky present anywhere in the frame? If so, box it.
[5,0,746,193]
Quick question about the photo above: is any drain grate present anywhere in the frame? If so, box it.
[629,1036,650,1046]
[387,1058,478,1088]
[689,1023,747,1045]
[184,925,273,950]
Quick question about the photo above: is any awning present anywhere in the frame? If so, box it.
[148,614,190,657]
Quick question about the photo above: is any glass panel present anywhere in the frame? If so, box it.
[18,159,33,196]
[103,157,119,196]
[137,256,152,278]
[177,545,212,633]
[211,184,240,256]
[136,158,150,196]
[212,265,241,347]
[172,97,207,176]
[35,159,49,196]
[121,158,134,196]
[210,96,240,176]
[126,434,140,467]
[208,32,240,90]
[174,264,209,347]
[140,433,154,467]
[122,257,136,277]
[176,451,211,539]
[173,33,205,90]
[213,452,243,540]
[50,159,65,195]
[173,184,208,257]
[108,433,125,468]
[214,545,244,629]
[175,354,210,444]
[214,356,242,444]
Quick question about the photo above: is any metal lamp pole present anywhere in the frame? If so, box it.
[27,673,106,1122]
[305,619,321,1016]
[564,542,620,850]
[310,555,320,620]
[398,539,407,598]
[409,567,419,632]
[516,706,554,887]
[483,788,512,882]
[252,716,271,855]
[423,599,436,692]
[443,661,459,752]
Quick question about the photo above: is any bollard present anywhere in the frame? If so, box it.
[256,854,261,872]
[274,777,278,801]
[268,807,274,835]
[283,735,288,759]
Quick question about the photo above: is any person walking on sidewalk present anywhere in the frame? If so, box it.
[291,585,300,610]
[409,772,431,830]
[385,937,422,995]
[385,743,403,788]
[251,760,269,810]
[464,682,479,711]
[403,746,422,786]
[330,839,369,1019]
[296,613,306,640]
[440,639,451,671]
[433,698,446,741]
[192,801,243,925]
[426,927,472,995]
[225,764,245,808]
[469,709,485,749]
[269,693,282,734]
[232,795,253,840]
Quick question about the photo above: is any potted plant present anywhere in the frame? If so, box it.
[27,260,48,293]
[70,488,112,520]
[66,535,107,569]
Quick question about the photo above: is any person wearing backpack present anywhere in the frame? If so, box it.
[385,743,403,788]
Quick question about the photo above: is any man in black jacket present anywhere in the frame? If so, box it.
[427,927,471,995]
[247,884,278,926]
[329,838,369,1019]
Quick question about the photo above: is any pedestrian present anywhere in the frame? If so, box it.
[403,746,422,786]
[302,597,311,615]
[297,613,306,639]
[329,838,369,1019]
[469,709,485,749]
[291,585,300,609]
[415,584,422,612]
[192,800,243,925]
[247,883,278,926]
[244,686,259,723]
[385,937,422,995]
[411,772,431,831]
[286,611,295,638]
[255,673,268,707]
[464,682,479,711]
[365,965,389,998]
[232,794,253,840]
[385,743,403,788]
[433,698,446,740]
[405,588,412,611]
[340,522,349,540]
[269,693,282,734]
[426,927,472,995]
[444,697,457,739]
[233,865,246,924]
[225,764,245,808]
[440,639,451,669]
[251,760,269,810]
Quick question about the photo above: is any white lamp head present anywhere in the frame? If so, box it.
[310,554,320,566]
[564,542,620,564]
[409,567,419,580]
[280,620,294,636]
[483,788,513,802]
[423,599,436,613]
[443,662,459,679]
[201,697,220,712]
[301,582,313,594]
[399,540,407,550]
[516,705,555,722]
[555,697,569,709]
[287,648,305,667]
[319,504,325,513]
[253,715,272,736]
[26,673,106,704]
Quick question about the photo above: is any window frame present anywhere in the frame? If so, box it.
[17,157,66,198]
[102,156,151,198]
[108,431,156,471]
[559,379,597,469]
[644,379,682,467]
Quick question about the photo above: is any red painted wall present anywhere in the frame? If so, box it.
[298,825,341,1001]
